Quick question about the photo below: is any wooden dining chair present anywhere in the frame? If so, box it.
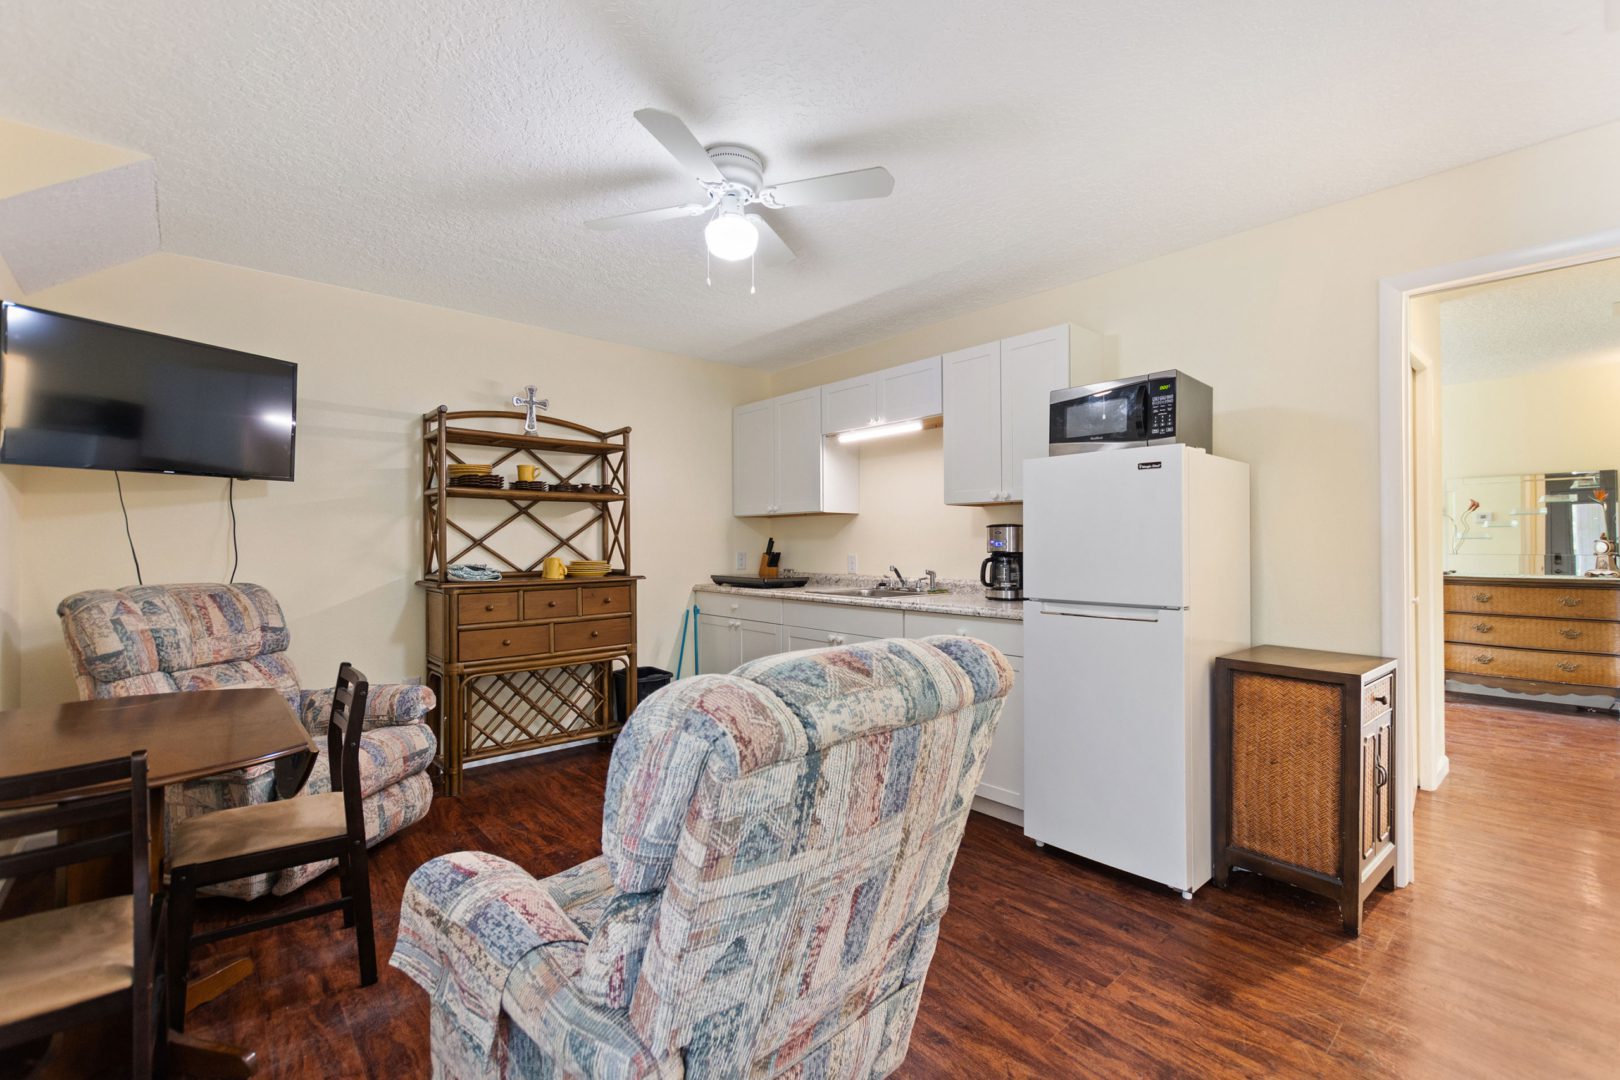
[167,663,377,1033]
[0,750,162,1079]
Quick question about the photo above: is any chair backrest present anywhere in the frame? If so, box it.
[597,635,1012,1077]
[57,583,300,711]
[0,751,154,1067]
[324,663,371,838]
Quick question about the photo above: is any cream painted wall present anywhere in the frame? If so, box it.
[5,254,767,706]
[745,120,1620,655]
[0,252,21,707]
[1443,358,1620,478]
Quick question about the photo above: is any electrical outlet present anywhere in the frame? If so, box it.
[736,551,747,571]
[847,553,858,573]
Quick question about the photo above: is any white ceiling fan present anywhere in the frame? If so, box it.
[586,109,894,283]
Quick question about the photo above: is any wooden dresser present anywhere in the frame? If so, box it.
[1444,575,1620,699]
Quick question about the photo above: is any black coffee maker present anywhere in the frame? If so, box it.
[980,524,1023,601]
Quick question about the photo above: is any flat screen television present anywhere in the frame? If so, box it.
[0,302,297,481]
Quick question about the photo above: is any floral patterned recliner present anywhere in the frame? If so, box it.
[58,582,436,899]
[392,635,1012,1080]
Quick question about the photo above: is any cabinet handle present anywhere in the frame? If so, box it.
[956,627,968,636]
[1473,653,1494,664]
[484,603,496,612]
[1472,622,1493,633]
[1473,592,1492,602]
[1372,693,1389,705]
[501,638,512,646]
[602,597,613,605]
[590,630,600,639]
[730,603,740,611]
[1374,762,1388,788]
[548,600,557,608]
[1556,660,1580,672]
[1559,627,1583,639]
[1560,596,1582,608]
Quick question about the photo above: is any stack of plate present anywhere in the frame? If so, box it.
[567,560,611,578]
[447,463,503,489]
[447,463,492,477]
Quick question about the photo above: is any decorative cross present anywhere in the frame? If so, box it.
[512,385,549,433]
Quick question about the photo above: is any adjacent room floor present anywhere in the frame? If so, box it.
[181,697,1620,1078]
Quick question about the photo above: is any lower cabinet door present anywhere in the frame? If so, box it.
[696,614,741,675]
[736,619,786,665]
[976,653,1023,808]
[785,626,876,652]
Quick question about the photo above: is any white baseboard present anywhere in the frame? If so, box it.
[971,796,1023,827]
[1422,753,1450,791]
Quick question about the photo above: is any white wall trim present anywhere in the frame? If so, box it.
[1379,226,1620,888]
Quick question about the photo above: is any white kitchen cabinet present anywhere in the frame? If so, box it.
[820,356,943,435]
[733,390,858,516]
[696,613,784,675]
[785,626,878,651]
[943,324,1098,505]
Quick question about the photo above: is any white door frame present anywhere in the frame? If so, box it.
[1379,227,1620,886]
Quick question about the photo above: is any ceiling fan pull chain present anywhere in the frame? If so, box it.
[705,244,711,287]
[750,251,756,295]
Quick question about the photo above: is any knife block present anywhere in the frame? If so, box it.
[757,553,780,579]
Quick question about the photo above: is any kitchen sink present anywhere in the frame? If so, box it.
[804,587,928,598]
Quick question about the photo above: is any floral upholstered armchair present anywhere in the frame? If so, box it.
[392,635,1012,1080]
[58,582,436,899]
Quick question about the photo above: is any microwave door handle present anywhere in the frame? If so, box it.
[1131,383,1150,438]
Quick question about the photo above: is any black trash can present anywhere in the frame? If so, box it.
[612,666,674,726]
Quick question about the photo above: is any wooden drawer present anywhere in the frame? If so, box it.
[1363,674,1393,721]
[580,585,632,616]
[458,590,519,624]
[459,624,552,662]
[555,617,633,654]
[523,588,580,621]
[1444,643,1620,688]
[1444,582,1620,621]
[1445,613,1620,656]
[903,611,1024,657]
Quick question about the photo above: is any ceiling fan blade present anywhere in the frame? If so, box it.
[633,108,726,185]
[759,166,893,208]
[585,203,708,231]
[748,213,796,267]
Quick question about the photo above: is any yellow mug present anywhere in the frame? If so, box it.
[541,557,567,580]
[517,464,538,483]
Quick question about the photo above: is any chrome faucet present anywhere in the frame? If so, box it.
[888,565,908,590]
[921,569,938,592]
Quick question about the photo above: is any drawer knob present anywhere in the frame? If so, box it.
[548,600,558,608]
[1560,596,1582,608]
[590,630,600,638]
[1372,693,1389,705]
[484,603,495,612]
[602,597,612,605]
[1559,628,1583,639]
[1474,653,1494,664]
[1473,592,1492,603]
[1472,622,1493,633]
[501,638,512,646]
[1557,660,1580,672]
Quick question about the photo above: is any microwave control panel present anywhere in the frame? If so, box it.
[1147,379,1177,438]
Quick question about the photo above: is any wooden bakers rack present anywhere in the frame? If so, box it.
[419,407,639,795]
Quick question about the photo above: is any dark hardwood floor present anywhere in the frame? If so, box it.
[181,697,1620,1078]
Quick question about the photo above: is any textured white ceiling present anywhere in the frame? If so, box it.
[3,1,1620,368]
[1440,257,1620,384]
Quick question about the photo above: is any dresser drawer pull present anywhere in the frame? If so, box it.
[1371,693,1389,706]
[548,600,558,608]
[601,597,613,605]
[1473,592,1492,602]
[1559,596,1582,608]
[501,638,512,646]
[1472,622,1493,633]
[1473,653,1494,665]
[1559,628,1583,639]
[484,603,496,612]
[590,630,600,639]
[1557,660,1580,673]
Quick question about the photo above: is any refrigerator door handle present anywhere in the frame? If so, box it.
[1036,601,1163,623]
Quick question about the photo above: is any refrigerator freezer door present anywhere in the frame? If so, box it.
[1023,447,1188,609]
[1023,601,1201,892]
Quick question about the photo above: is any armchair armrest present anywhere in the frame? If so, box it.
[391,852,587,1055]
[300,682,435,735]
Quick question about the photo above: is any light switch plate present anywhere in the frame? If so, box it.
[736,551,747,571]
[847,554,858,573]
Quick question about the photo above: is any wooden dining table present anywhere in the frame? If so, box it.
[0,687,316,1078]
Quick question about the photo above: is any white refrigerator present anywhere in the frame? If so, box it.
[1022,445,1250,897]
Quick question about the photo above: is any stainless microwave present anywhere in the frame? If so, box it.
[1048,370,1212,455]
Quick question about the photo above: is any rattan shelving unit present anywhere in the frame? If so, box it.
[419,407,638,795]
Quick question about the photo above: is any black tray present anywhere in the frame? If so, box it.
[709,574,811,589]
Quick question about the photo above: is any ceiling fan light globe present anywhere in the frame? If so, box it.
[705,214,759,261]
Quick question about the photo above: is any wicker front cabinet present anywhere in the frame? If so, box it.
[1213,646,1397,935]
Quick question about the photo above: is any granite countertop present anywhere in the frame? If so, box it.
[693,573,1024,621]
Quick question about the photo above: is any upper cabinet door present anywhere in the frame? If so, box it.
[943,341,1003,505]
[999,325,1071,502]
[773,389,825,514]
[876,355,943,425]
[733,399,776,516]
[821,374,879,435]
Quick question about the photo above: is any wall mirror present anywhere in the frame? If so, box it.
[1444,470,1618,577]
